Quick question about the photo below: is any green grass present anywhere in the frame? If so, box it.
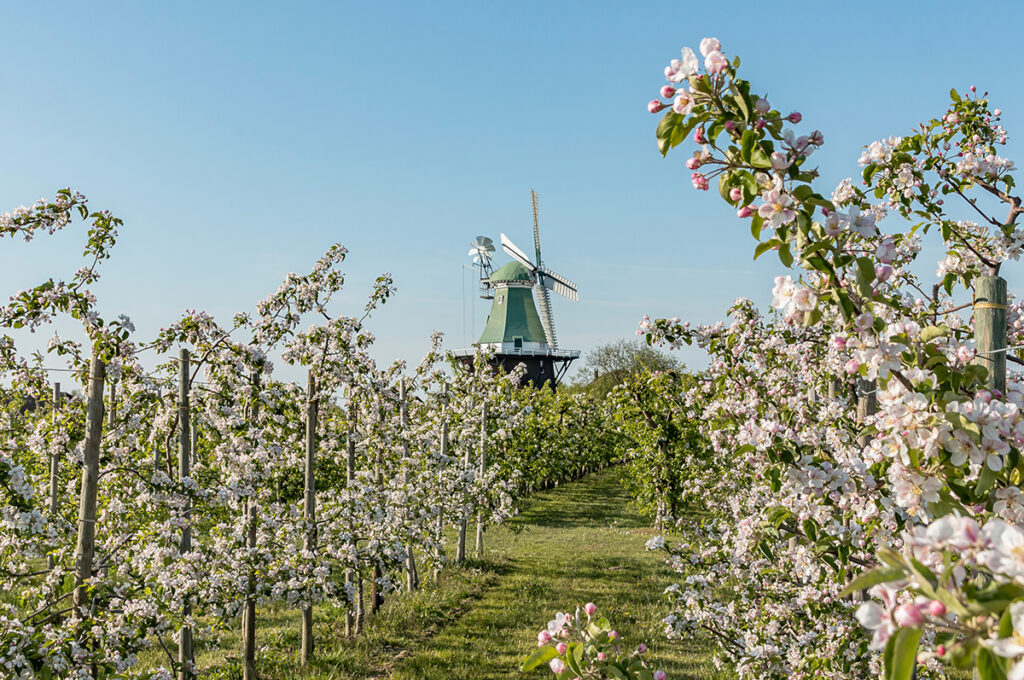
[144,469,722,679]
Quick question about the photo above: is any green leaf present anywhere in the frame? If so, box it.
[750,144,772,169]
[920,325,951,343]
[950,88,962,103]
[521,645,558,671]
[802,518,818,542]
[719,172,734,203]
[733,93,750,122]
[740,130,756,163]
[977,646,1009,680]
[976,464,998,496]
[778,243,794,268]
[841,565,906,596]
[750,212,764,240]
[885,627,922,680]
[656,112,698,157]
[754,239,781,261]
[605,665,629,680]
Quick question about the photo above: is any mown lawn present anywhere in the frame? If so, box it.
[141,470,722,679]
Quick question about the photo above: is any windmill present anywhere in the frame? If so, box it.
[499,189,579,349]
[451,190,581,389]
[468,236,496,299]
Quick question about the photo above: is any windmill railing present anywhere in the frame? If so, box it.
[448,347,581,360]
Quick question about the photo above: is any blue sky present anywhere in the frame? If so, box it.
[2,1,1023,382]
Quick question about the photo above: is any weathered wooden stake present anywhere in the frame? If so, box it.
[48,382,62,571]
[178,350,194,680]
[856,379,877,449]
[434,416,449,585]
[400,379,418,592]
[475,402,487,559]
[242,372,260,680]
[301,371,318,665]
[345,397,358,637]
[73,352,105,613]
[370,404,384,615]
[974,275,1008,395]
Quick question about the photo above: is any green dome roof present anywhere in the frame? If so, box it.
[489,261,533,282]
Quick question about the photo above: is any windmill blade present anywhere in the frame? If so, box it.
[540,268,578,302]
[471,236,495,253]
[500,232,536,270]
[534,277,558,349]
[531,189,543,267]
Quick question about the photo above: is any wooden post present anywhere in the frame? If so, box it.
[48,382,62,571]
[400,380,418,592]
[974,275,1008,395]
[242,372,260,680]
[370,405,384,615]
[178,350,194,680]
[301,371,318,665]
[456,416,469,565]
[345,397,357,637]
[655,439,668,532]
[856,379,877,449]
[191,418,199,468]
[154,388,163,473]
[475,402,487,559]
[435,416,448,585]
[73,352,105,613]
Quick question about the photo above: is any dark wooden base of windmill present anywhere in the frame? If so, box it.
[457,353,574,391]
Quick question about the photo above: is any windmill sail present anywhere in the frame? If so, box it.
[535,280,557,349]
[500,233,534,269]
[540,268,578,302]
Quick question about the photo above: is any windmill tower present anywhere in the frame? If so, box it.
[452,190,580,389]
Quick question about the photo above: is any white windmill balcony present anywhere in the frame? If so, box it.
[450,342,581,360]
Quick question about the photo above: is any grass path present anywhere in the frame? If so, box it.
[170,469,720,679]
[384,468,719,680]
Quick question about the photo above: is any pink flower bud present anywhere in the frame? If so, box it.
[894,603,924,627]
[686,157,701,170]
[609,630,619,640]
[648,100,667,114]
[754,98,770,114]
[844,359,860,374]
[654,672,667,680]
[564,613,572,623]
[737,205,753,218]
[937,645,946,656]
[694,128,707,144]
[729,187,743,202]
[585,602,597,616]
[691,173,709,191]
[597,652,607,661]
[549,658,566,674]
[637,643,648,654]
[929,600,947,617]
[994,109,1003,117]
[755,119,766,130]
[724,120,738,131]
[875,264,893,282]
[660,85,676,98]
[538,630,552,645]
[556,642,568,655]
[787,112,802,123]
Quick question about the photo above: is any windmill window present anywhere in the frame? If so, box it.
[513,337,523,349]
[497,295,504,304]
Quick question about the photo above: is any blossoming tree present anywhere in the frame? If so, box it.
[641,36,1024,680]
